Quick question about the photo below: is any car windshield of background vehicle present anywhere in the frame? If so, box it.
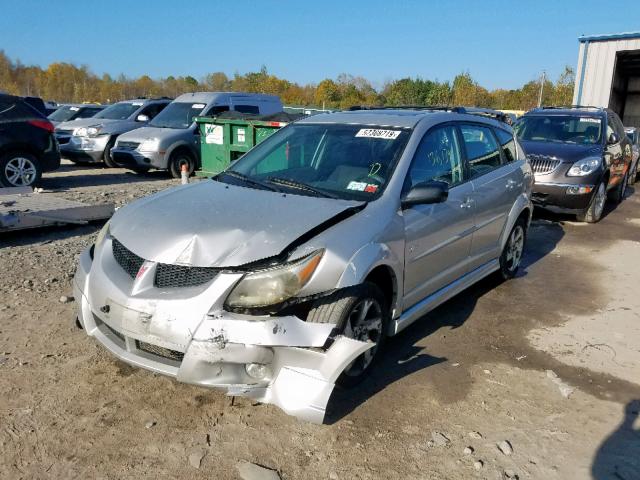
[93,102,141,120]
[515,115,602,145]
[48,105,79,122]
[148,102,206,129]
[222,124,411,200]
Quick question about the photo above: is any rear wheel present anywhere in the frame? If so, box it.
[577,181,606,223]
[0,152,42,187]
[169,150,195,178]
[307,283,388,387]
[498,218,526,280]
[628,162,638,186]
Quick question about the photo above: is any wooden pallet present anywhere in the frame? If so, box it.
[0,187,114,232]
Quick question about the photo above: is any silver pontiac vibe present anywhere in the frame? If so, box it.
[74,109,533,423]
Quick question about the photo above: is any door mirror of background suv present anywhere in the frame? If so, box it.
[401,180,449,208]
[607,132,620,145]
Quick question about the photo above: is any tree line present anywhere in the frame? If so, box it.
[0,51,575,111]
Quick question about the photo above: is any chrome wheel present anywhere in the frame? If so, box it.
[505,225,524,272]
[593,182,606,219]
[5,156,37,186]
[342,298,383,377]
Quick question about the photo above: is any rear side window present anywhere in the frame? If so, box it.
[405,125,465,189]
[494,128,517,163]
[77,108,102,119]
[234,105,259,114]
[0,99,41,121]
[205,105,230,116]
[460,125,502,177]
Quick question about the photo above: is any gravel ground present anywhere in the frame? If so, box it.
[1,161,639,479]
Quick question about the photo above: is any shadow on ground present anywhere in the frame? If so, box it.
[325,219,565,422]
[591,399,640,479]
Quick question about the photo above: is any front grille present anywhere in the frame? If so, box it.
[112,238,145,278]
[527,154,561,175]
[112,237,218,288]
[117,141,140,150]
[56,129,74,135]
[136,340,184,362]
[155,263,219,288]
[55,129,73,144]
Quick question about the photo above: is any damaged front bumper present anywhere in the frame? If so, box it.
[73,246,370,423]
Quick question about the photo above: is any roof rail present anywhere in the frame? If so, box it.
[347,105,511,123]
[537,105,604,111]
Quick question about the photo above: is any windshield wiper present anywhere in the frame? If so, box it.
[216,170,280,192]
[267,176,337,199]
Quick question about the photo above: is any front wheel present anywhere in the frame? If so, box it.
[307,283,389,387]
[102,137,118,168]
[609,171,628,204]
[628,162,638,186]
[0,152,42,187]
[498,218,526,280]
[576,181,606,223]
[169,150,196,178]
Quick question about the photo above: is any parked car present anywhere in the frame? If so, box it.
[56,98,171,167]
[48,103,104,126]
[515,106,633,223]
[73,108,532,422]
[625,127,639,185]
[110,92,282,177]
[0,93,60,187]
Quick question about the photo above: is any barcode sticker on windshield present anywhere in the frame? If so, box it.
[192,103,205,109]
[580,117,600,123]
[355,129,401,139]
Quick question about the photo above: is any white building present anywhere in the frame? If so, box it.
[573,32,640,128]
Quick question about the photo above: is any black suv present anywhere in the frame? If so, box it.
[515,106,633,223]
[0,93,61,187]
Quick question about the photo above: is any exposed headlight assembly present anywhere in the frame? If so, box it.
[74,125,103,137]
[225,250,324,309]
[95,220,111,249]
[567,157,601,176]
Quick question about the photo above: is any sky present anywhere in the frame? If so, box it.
[2,0,640,91]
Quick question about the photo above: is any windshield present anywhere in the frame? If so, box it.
[48,105,81,122]
[515,115,602,145]
[220,124,411,201]
[149,102,206,129]
[626,131,638,145]
[93,102,141,120]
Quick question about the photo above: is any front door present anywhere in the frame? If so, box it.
[402,125,475,309]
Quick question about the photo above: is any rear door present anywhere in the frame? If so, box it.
[605,114,626,187]
[461,124,522,270]
[402,124,475,308]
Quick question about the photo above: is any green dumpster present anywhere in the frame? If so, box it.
[196,117,288,177]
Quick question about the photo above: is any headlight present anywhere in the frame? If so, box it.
[567,157,601,176]
[139,138,160,151]
[87,126,102,137]
[73,127,87,137]
[95,220,111,249]
[225,250,324,309]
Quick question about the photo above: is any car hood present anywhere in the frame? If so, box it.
[109,180,363,268]
[117,126,185,143]
[520,140,602,163]
[56,118,120,131]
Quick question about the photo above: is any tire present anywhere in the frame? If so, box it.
[307,282,389,387]
[608,171,628,204]
[498,217,527,280]
[0,152,42,187]
[169,150,195,178]
[577,181,606,223]
[102,137,118,168]
[628,161,638,186]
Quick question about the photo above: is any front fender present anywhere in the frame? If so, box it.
[165,141,199,167]
[336,242,403,316]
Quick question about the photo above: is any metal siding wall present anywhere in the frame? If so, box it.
[575,38,640,107]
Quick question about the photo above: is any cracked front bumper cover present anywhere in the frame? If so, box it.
[73,247,371,423]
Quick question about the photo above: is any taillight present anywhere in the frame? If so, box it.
[28,119,55,133]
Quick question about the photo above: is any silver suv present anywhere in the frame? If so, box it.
[56,98,171,167]
[73,108,533,422]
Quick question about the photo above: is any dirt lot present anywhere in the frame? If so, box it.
[1,161,639,480]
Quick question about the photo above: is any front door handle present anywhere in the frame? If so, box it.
[506,179,520,190]
[460,198,474,209]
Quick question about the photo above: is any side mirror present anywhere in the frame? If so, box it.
[401,180,449,208]
[136,114,149,122]
[607,132,620,145]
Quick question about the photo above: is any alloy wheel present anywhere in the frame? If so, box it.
[342,298,383,377]
[505,225,524,272]
[5,156,37,186]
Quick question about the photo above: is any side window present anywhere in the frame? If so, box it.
[460,125,502,177]
[78,108,100,119]
[140,103,164,119]
[205,105,230,116]
[612,114,625,137]
[405,125,464,190]
[234,105,259,114]
[606,117,616,142]
[494,128,517,163]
